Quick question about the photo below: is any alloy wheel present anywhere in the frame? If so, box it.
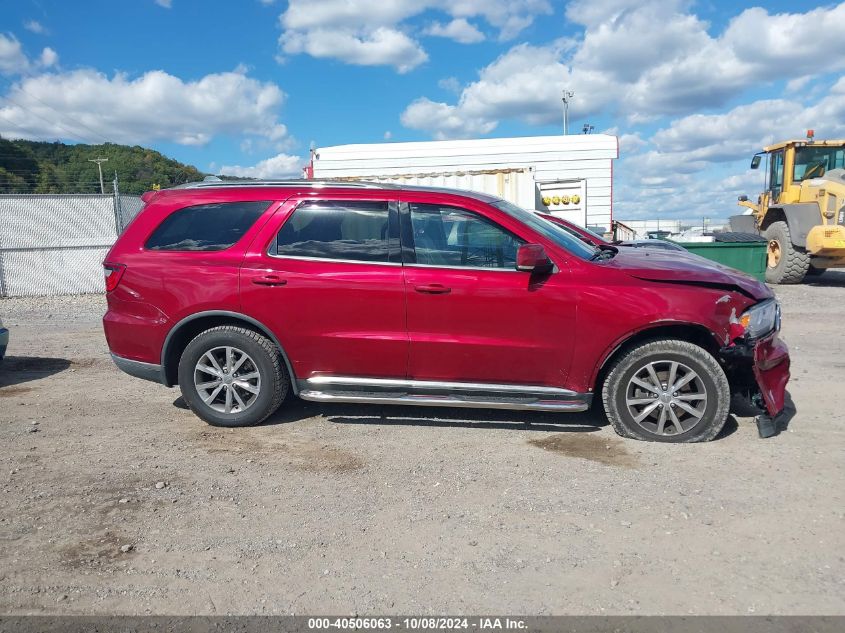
[193,346,261,414]
[625,360,707,435]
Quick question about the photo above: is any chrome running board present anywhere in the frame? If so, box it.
[305,375,578,396]
[297,376,591,412]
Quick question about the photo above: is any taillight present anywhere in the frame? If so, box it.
[103,263,126,292]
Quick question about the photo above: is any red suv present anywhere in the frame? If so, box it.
[103,181,790,442]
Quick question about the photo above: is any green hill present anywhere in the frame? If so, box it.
[0,137,207,195]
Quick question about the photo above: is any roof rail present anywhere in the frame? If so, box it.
[171,179,387,190]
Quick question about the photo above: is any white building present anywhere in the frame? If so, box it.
[621,219,683,238]
[309,134,618,231]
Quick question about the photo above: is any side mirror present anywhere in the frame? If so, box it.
[750,155,761,170]
[516,243,553,273]
[738,195,748,202]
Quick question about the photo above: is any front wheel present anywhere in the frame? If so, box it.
[763,220,809,284]
[602,340,730,443]
[177,326,288,427]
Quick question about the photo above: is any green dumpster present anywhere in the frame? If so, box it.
[672,241,768,282]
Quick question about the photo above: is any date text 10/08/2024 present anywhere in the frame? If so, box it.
[307,617,528,630]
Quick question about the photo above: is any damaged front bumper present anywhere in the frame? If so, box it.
[720,331,790,418]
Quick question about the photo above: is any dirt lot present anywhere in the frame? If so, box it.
[1,274,844,616]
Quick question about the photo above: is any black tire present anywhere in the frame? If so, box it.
[602,340,730,443]
[763,220,809,284]
[177,326,287,427]
[806,265,826,277]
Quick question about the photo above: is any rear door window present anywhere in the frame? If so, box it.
[274,200,400,263]
[146,201,270,251]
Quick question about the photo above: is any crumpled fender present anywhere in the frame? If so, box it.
[752,334,790,417]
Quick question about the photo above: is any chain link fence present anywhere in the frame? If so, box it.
[114,181,146,233]
[0,192,143,297]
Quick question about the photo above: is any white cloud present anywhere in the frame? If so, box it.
[648,87,845,166]
[786,76,814,92]
[0,68,289,146]
[0,34,30,75]
[401,2,845,138]
[383,130,392,140]
[400,98,496,140]
[438,76,461,93]
[617,133,645,154]
[0,34,61,75]
[155,0,172,8]
[402,41,574,136]
[220,153,303,178]
[425,18,484,44]
[615,81,845,220]
[278,0,551,71]
[450,0,552,40]
[39,47,58,68]
[24,20,47,35]
[281,26,427,73]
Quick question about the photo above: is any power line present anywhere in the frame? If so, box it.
[15,85,112,145]
[1,94,106,145]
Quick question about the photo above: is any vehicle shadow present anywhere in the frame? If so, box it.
[260,396,607,433]
[173,394,760,439]
[803,270,845,287]
[773,391,797,436]
[727,390,796,438]
[0,356,72,388]
[716,415,739,440]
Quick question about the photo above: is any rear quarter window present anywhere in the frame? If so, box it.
[145,201,270,251]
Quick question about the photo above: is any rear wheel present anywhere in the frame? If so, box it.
[763,220,809,284]
[178,326,287,427]
[602,340,730,443]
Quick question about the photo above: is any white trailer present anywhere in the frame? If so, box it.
[308,134,618,231]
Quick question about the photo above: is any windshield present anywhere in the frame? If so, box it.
[793,145,845,182]
[492,200,597,260]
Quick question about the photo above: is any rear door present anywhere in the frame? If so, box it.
[400,196,576,387]
[240,195,408,382]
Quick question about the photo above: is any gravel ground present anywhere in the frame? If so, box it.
[0,275,844,616]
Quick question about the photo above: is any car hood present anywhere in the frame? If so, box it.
[602,248,772,301]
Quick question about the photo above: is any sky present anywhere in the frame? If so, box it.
[1,0,845,221]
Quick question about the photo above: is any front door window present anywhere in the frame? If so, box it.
[407,203,524,269]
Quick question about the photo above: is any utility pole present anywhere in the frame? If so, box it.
[88,157,109,194]
[562,90,574,135]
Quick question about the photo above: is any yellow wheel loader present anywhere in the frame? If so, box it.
[730,132,845,284]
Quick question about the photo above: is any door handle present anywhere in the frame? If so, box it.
[251,274,287,287]
[414,284,451,294]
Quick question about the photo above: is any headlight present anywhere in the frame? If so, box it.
[731,299,780,340]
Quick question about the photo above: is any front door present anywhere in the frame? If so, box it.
[768,150,784,204]
[400,199,576,387]
[240,196,408,381]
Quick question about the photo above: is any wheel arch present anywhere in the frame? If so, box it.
[160,311,297,392]
[761,203,820,247]
[592,322,721,396]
